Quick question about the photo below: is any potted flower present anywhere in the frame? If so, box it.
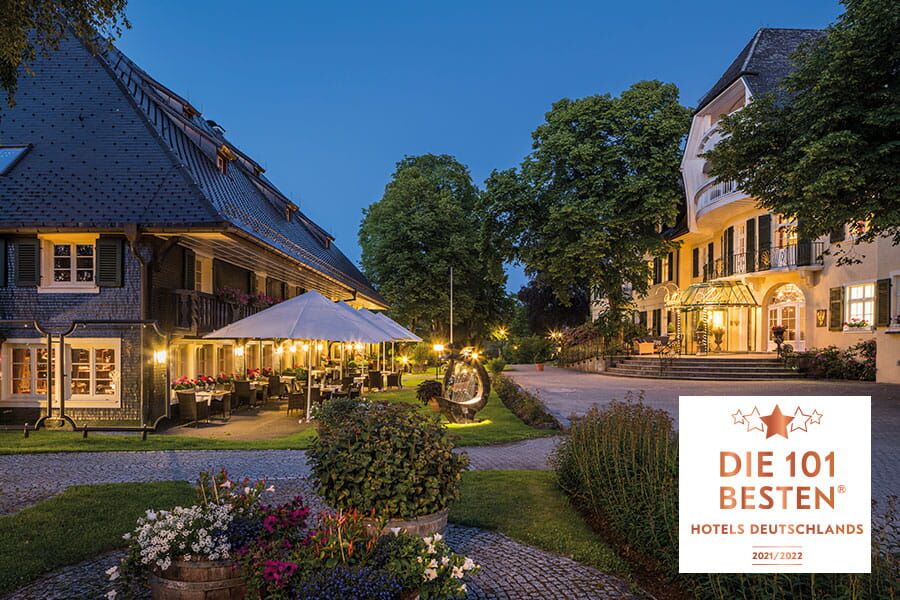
[711,326,725,352]
[416,380,443,413]
[308,402,469,538]
[171,376,195,391]
[771,324,786,353]
[195,375,215,390]
[215,372,233,385]
[109,470,268,599]
[246,368,261,381]
[844,318,870,330]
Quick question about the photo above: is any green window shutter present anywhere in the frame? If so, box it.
[182,248,195,290]
[692,248,699,278]
[0,238,6,286]
[724,226,734,275]
[829,287,844,331]
[15,238,40,287]
[757,214,772,270]
[96,238,123,287]
[875,279,892,327]
[666,252,674,282]
[745,218,756,272]
[829,226,845,243]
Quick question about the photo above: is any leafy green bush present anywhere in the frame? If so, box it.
[416,379,443,404]
[787,340,876,381]
[485,357,506,374]
[509,336,552,364]
[314,396,368,429]
[492,375,560,429]
[308,402,469,519]
[554,395,898,599]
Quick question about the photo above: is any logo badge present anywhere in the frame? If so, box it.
[679,396,871,573]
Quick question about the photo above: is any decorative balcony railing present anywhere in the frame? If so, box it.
[702,242,825,282]
[696,179,739,212]
[155,289,266,335]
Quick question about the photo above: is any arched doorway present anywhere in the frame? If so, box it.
[766,283,806,351]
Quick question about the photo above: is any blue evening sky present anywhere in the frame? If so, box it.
[117,1,842,292]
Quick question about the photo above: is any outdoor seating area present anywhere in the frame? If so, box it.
[165,290,421,428]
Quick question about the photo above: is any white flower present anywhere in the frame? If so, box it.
[105,566,119,581]
[106,591,117,600]
[265,485,276,493]
[122,533,131,541]
[452,566,464,579]
[220,480,233,489]
[423,536,433,545]
[424,568,438,581]
[145,510,157,521]
[463,557,476,571]
[433,532,443,543]
[459,584,467,593]
[389,527,401,536]
[440,556,450,566]
[243,487,251,495]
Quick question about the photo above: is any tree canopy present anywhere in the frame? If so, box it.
[359,154,510,342]
[1,0,130,107]
[707,0,899,251]
[482,80,691,311]
[516,280,590,335]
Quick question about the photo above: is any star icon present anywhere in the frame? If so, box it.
[808,410,823,425]
[761,404,794,439]
[744,407,765,433]
[790,407,811,432]
[731,409,746,425]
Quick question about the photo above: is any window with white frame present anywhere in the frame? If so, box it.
[846,283,875,326]
[195,255,212,294]
[9,345,51,397]
[216,344,233,375]
[39,235,99,291]
[196,344,214,376]
[68,341,119,402]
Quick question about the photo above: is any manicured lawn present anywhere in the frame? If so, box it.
[0,427,318,455]
[449,470,630,575]
[374,374,558,446]
[0,481,195,595]
[0,372,552,453]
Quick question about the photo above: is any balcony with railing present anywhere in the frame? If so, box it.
[696,178,739,214]
[702,242,825,282]
[155,289,267,335]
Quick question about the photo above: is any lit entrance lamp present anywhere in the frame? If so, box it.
[432,343,445,378]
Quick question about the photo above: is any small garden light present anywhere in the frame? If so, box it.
[233,346,244,357]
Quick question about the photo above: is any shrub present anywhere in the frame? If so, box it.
[554,395,898,599]
[308,402,469,518]
[509,336,552,364]
[791,340,877,381]
[416,379,444,404]
[493,374,560,429]
[485,357,506,374]
[314,396,368,431]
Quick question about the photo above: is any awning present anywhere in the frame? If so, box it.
[670,281,758,310]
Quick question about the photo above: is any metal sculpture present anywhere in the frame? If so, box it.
[439,352,490,424]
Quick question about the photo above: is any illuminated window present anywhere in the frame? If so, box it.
[69,346,117,397]
[53,243,94,283]
[846,283,874,325]
[10,346,50,396]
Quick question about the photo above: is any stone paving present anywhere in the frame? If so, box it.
[0,438,562,515]
[4,526,637,600]
[507,365,900,506]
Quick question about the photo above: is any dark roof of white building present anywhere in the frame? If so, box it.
[696,28,825,110]
[0,35,384,305]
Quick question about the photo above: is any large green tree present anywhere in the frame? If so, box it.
[359,154,510,342]
[483,80,691,312]
[1,0,130,106]
[707,0,899,253]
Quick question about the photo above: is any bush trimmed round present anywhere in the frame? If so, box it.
[309,402,469,519]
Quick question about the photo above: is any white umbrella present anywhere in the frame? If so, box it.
[204,290,393,421]
[204,290,394,343]
[367,310,422,342]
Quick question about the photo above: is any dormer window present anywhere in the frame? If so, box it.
[0,145,30,176]
[216,145,236,175]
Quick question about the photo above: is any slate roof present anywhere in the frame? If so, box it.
[696,28,825,111]
[0,35,384,306]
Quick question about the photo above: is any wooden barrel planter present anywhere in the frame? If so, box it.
[366,507,449,539]
[149,559,246,600]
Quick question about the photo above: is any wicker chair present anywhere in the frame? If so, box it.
[267,375,285,401]
[287,386,321,416]
[176,390,209,427]
[385,372,401,389]
[210,388,231,419]
[233,380,253,409]
[367,370,382,390]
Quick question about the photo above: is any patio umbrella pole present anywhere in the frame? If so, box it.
[306,342,312,422]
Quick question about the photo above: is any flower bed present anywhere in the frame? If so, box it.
[785,339,876,381]
[108,470,477,599]
[492,374,560,430]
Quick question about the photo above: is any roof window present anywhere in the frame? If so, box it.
[0,145,30,175]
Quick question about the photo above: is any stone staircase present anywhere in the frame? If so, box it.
[604,355,801,380]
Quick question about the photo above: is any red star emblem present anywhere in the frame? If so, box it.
[761,404,794,439]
